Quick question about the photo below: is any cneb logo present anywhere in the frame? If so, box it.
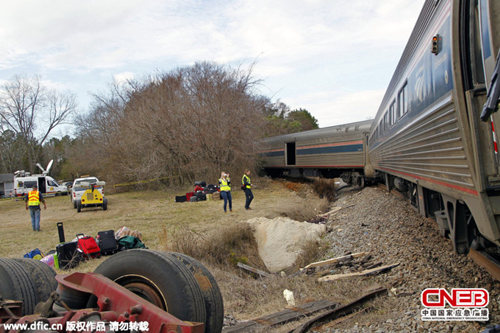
[421,288,489,308]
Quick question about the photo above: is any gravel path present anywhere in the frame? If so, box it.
[316,185,499,332]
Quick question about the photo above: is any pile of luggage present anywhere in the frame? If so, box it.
[175,181,220,203]
[23,225,146,270]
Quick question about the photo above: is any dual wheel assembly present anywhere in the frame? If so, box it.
[0,250,224,333]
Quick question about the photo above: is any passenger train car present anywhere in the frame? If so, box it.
[260,120,372,186]
[260,0,500,255]
[367,0,500,253]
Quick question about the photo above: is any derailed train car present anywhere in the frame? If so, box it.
[367,0,500,253]
[260,0,500,255]
[260,120,372,186]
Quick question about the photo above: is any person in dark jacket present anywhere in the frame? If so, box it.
[24,184,47,231]
[242,169,254,210]
[219,172,232,212]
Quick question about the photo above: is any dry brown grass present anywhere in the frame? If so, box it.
[312,178,337,201]
[0,179,348,324]
[167,223,266,270]
[293,238,329,270]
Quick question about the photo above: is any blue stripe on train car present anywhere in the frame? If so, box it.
[296,144,363,155]
[261,150,285,157]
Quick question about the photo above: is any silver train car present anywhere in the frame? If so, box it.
[260,120,372,185]
[367,0,500,253]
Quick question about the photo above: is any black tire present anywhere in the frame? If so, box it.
[0,258,37,315]
[76,200,82,213]
[13,259,58,306]
[90,249,206,324]
[73,200,77,209]
[158,252,224,333]
[102,198,108,211]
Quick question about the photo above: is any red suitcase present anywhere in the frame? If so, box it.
[76,234,101,259]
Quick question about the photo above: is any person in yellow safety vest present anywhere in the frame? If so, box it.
[242,169,254,210]
[24,184,47,231]
[219,172,232,213]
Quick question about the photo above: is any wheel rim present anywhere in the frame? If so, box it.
[114,275,168,311]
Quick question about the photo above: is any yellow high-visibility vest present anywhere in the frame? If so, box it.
[219,178,231,191]
[28,190,40,206]
[242,175,251,189]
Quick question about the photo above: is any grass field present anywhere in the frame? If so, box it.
[0,180,304,257]
[0,178,358,321]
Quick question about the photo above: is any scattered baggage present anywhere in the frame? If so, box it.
[194,181,207,187]
[175,195,187,202]
[195,191,206,201]
[97,230,118,255]
[23,248,44,260]
[117,236,146,250]
[76,234,101,259]
[186,192,195,201]
[56,241,81,270]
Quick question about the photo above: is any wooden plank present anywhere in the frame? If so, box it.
[236,262,272,278]
[318,206,342,217]
[303,252,368,270]
[318,263,399,282]
[222,299,338,332]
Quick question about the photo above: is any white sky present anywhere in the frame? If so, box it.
[0,0,426,134]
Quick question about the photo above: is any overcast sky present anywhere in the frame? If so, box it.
[0,0,426,134]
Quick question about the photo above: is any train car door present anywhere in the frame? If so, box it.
[286,142,296,166]
[478,0,500,179]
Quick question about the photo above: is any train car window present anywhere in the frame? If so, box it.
[398,83,408,116]
[389,101,396,125]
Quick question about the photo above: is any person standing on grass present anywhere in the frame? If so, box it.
[24,184,47,231]
[242,169,254,210]
[219,172,232,213]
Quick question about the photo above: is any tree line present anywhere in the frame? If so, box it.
[0,63,318,186]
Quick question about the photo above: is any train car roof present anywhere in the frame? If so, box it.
[261,119,373,143]
[370,0,435,131]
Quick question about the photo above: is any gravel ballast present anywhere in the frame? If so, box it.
[317,185,499,332]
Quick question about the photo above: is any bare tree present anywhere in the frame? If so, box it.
[0,75,76,172]
[72,62,267,186]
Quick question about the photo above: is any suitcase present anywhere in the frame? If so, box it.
[76,234,101,259]
[175,195,187,202]
[56,241,81,270]
[97,230,118,255]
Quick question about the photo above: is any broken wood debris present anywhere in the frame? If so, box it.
[236,262,272,278]
[318,263,400,282]
[290,286,387,333]
[302,252,368,270]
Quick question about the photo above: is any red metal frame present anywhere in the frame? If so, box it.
[0,272,204,333]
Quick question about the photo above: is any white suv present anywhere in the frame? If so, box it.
[71,177,103,209]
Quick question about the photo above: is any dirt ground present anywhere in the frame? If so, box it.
[0,180,498,332]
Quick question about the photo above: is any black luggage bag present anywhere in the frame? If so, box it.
[56,241,82,270]
[97,230,118,255]
[175,195,187,202]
